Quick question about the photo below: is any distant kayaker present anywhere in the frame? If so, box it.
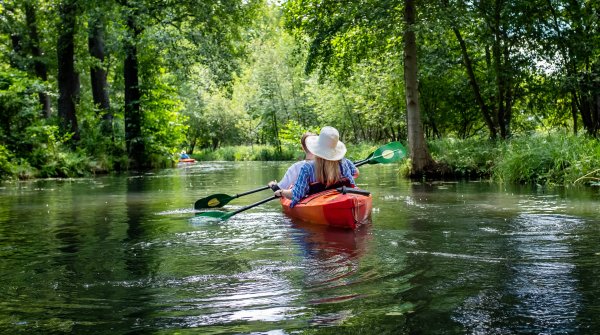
[274,126,359,207]
[180,150,190,160]
[268,132,316,191]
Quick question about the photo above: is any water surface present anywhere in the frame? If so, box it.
[1,162,599,334]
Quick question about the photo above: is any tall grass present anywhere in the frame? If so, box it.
[193,142,383,163]
[429,132,600,185]
[429,137,499,178]
[193,145,299,161]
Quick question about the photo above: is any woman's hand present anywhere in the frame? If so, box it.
[268,180,280,191]
[274,189,291,199]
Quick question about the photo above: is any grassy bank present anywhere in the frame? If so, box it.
[192,134,600,186]
[3,132,598,186]
[428,132,600,185]
[192,143,379,163]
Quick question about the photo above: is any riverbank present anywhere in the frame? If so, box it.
[2,133,599,186]
[195,133,600,186]
[427,132,600,185]
[192,143,380,163]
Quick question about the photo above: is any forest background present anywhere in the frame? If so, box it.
[1,0,599,185]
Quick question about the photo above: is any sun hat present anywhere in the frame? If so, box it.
[305,126,347,161]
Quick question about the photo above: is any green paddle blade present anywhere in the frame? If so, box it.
[195,195,279,221]
[194,194,233,210]
[366,141,407,164]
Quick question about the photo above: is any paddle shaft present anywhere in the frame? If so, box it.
[227,195,278,218]
[195,185,270,209]
[234,185,270,198]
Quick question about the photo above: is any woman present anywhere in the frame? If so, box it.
[268,132,316,191]
[274,126,358,207]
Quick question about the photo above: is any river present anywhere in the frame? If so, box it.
[1,161,599,334]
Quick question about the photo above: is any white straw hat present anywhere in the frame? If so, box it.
[305,126,346,161]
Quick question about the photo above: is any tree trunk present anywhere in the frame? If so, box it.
[57,0,80,144]
[88,15,113,136]
[453,27,497,139]
[403,0,435,176]
[571,91,578,135]
[124,11,145,169]
[440,0,496,139]
[24,2,51,118]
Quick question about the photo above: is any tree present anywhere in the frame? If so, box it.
[122,0,145,169]
[536,0,600,136]
[56,0,80,144]
[87,8,112,136]
[433,0,534,140]
[23,0,51,118]
[403,0,435,173]
[283,0,436,175]
[116,0,261,168]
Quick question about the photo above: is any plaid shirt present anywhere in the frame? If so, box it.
[290,158,357,207]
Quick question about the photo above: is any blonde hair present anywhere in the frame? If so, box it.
[314,156,341,186]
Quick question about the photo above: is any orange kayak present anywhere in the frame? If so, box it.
[280,187,372,229]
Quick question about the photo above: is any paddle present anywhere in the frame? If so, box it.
[194,185,270,210]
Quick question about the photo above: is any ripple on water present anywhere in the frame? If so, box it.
[453,213,584,334]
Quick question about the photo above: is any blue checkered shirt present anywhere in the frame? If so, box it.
[290,158,357,207]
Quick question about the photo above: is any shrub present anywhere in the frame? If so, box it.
[0,144,15,179]
[429,137,498,177]
[194,145,299,161]
[428,132,600,185]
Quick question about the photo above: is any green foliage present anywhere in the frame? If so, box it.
[429,138,499,177]
[0,144,15,178]
[193,141,400,165]
[194,145,297,161]
[494,133,600,185]
[141,73,188,168]
[429,132,600,185]
[0,65,40,153]
[21,125,92,178]
[278,120,318,149]
[3,0,600,182]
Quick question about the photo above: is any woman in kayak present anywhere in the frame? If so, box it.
[274,126,358,207]
[268,132,316,191]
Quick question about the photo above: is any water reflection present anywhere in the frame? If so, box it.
[286,220,372,326]
[289,220,370,289]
